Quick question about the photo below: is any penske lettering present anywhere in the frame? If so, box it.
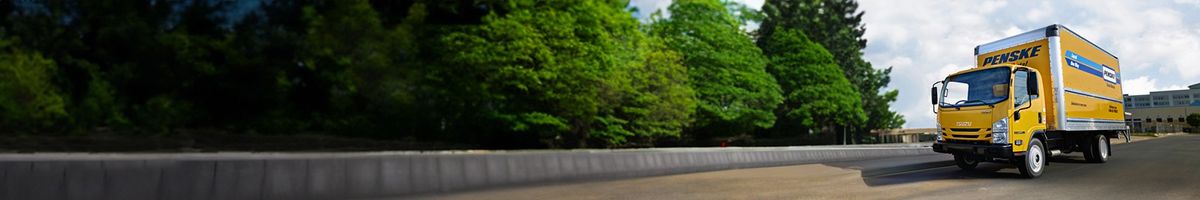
[983,45,1042,66]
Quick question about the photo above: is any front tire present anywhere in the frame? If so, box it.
[954,153,979,170]
[1017,139,1045,178]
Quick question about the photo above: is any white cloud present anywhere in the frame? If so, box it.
[883,56,912,70]
[1002,26,1023,36]
[1024,2,1051,22]
[1175,0,1200,7]
[1123,76,1188,95]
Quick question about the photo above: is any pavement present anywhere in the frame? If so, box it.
[402,134,1199,200]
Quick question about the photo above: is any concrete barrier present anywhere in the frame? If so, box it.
[0,144,935,200]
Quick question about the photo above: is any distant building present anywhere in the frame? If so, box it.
[1123,83,1200,132]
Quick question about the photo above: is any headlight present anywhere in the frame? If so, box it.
[991,118,1009,144]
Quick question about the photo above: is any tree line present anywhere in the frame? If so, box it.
[0,0,903,148]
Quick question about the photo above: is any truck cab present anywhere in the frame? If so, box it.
[931,64,1051,177]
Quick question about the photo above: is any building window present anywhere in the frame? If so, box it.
[1173,94,1191,99]
[1168,118,1174,122]
[1154,96,1168,100]
[1180,118,1186,122]
[1158,118,1164,122]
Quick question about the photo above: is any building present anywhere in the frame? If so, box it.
[1123,83,1200,132]
[872,128,937,143]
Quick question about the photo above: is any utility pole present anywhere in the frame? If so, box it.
[842,127,847,145]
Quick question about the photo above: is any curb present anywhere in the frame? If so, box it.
[0,146,939,200]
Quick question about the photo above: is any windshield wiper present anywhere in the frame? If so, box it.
[947,99,994,108]
[954,99,985,105]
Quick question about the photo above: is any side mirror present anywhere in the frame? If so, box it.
[931,86,939,105]
[1028,72,1039,96]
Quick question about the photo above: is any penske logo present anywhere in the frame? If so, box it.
[982,45,1042,66]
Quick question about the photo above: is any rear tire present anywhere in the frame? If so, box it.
[1084,134,1110,163]
[1017,139,1045,178]
[954,154,979,170]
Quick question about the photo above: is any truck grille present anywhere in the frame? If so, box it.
[951,134,981,138]
[944,140,991,145]
[950,128,981,132]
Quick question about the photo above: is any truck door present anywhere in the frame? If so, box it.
[1011,68,1047,152]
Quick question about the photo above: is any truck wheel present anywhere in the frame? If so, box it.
[954,154,979,170]
[1084,134,1110,163]
[1017,139,1045,178]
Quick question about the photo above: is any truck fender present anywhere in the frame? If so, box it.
[1026,130,1048,151]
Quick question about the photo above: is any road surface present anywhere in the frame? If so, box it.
[404,135,1199,200]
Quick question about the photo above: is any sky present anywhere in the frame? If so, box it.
[630,0,1200,128]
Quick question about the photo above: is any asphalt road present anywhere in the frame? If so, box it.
[405,135,1200,200]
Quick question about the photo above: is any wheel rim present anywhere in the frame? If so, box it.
[1099,135,1108,159]
[1029,145,1043,173]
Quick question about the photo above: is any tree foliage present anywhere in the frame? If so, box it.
[432,0,697,147]
[759,0,903,140]
[650,0,783,138]
[0,0,897,148]
[1187,113,1200,129]
[760,28,864,137]
[0,39,67,131]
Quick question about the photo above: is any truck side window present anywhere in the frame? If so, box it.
[1014,70,1029,106]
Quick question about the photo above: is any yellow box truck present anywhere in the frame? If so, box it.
[930,24,1125,178]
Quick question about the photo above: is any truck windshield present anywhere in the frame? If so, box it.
[941,67,1010,107]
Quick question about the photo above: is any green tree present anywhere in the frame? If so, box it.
[300,0,418,135]
[759,28,864,141]
[616,34,697,145]
[759,0,903,142]
[0,38,67,131]
[435,0,683,147]
[1187,113,1200,131]
[650,0,783,139]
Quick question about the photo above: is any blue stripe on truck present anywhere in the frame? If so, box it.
[1065,51,1120,84]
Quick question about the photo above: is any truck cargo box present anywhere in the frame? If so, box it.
[973,24,1124,131]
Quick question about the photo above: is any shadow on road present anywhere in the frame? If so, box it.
[853,154,1098,187]
[1047,155,1092,163]
[859,163,1024,186]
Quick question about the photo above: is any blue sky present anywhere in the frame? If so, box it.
[630,0,1200,128]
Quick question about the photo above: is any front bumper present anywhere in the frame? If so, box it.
[932,141,1016,158]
